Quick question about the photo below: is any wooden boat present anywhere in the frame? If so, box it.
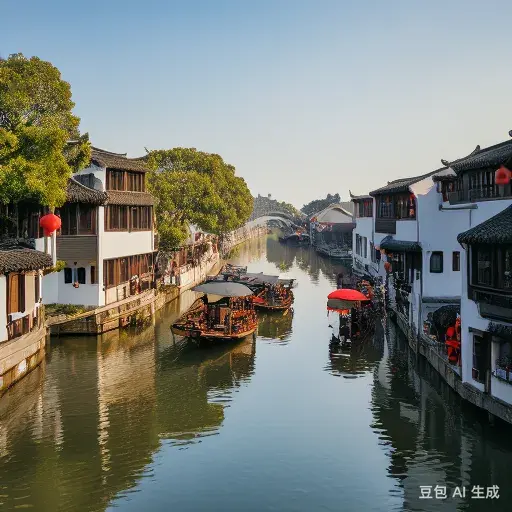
[171,281,257,342]
[253,280,294,311]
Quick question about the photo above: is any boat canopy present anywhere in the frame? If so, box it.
[192,281,254,297]
[240,272,280,285]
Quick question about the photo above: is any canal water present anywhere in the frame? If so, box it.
[1,234,511,511]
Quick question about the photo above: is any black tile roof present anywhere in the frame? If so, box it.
[457,205,512,245]
[379,235,421,252]
[0,240,53,274]
[106,191,155,206]
[442,137,512,174]
[91,147,148,173]
[349,190,372,201]
[66,178,108,205]
[369,168,445,196]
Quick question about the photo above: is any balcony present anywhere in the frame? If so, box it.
[449,186,509,205]
[470,287,512,322]
[6,306,44,342]
[56,235,98,261]
[375,218,396,234]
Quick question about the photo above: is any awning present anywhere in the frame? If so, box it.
[380,235,421,253]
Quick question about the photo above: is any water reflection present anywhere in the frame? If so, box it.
[0,301,256,511]
[326,322,385,378]
[372,320,512,511]
[266,234,351,286]
[257,310,293,344]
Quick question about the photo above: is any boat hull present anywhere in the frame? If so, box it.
[171,325,257,341]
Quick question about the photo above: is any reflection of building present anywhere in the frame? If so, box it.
[0,322,256,510]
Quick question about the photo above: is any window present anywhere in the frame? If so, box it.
[363,237,367,259]
[475,248,493,286]
[91,266,97,284]
[64,268,73,284]
[35,273,40,303]
[7,273,25,314]
[472,335,486,383]
[105,205,129,230]
[376,194,416,219]
[355,234,361,256]
[127,172,145,192]
[357,200,373,218]
[103,253,154,288]
[107,170,125,190]
[77,267,86,284]
[430,252,443,273]
[452,251,460,272]
[370,242,375,263]
[378,197,393,218]
[59,204,96,235]
[438,180,455,202]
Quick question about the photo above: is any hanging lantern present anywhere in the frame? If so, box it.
[495,166,511,186]
[40,213,61,236]
[384,261,392,273]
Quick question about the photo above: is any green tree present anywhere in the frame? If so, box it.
[301,193,341,216]
[0,53,90,209]
[147,148,253,250]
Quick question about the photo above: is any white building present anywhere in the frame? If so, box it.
[39,147,157,307]
[0,242,52,393]
[350,192,378,277]
[309,203,355,249]
[449,138,512,405]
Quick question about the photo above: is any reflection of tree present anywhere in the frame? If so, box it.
[0,324,256,511]
[257,311,293,341]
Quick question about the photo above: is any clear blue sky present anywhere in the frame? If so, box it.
[2,0,512,207]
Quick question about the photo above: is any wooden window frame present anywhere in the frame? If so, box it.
[64,268,73,284]
[430,251,443,273]
[77,267,86,284]
[91,266,97,285]
[6,273,25,315]
[452,251,460,272]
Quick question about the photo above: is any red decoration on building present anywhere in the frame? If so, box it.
[40,213,61,236]
[495,166,511,186]
[384,261,392,273]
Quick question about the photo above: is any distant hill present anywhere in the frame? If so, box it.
[249,194,304,221]
[301,194,353,217]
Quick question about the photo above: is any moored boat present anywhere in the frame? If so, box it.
[171,281,258,342]
[278,232,310,245]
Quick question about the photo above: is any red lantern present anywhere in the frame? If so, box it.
[495,166,511,186]
[384,261,392,273]
[40,213,61,236]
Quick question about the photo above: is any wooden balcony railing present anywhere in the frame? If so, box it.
[6,305,43,342]
[375,218,396,234]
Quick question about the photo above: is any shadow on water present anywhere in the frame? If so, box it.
[326,321,385,378]
[0,298,256,512]
[370,319,512,511]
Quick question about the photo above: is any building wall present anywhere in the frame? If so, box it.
[459,198,512,394]
[413,179,470,299]
[352,216,378,275]
[100,231,154,261]
[394,219,418,242]
[0,276,7,342]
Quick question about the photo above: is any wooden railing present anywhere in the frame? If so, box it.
[375,218,396,234]
[6,305,43,341]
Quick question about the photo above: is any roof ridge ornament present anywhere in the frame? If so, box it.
[441,145,481,167]
[509,129,512,138]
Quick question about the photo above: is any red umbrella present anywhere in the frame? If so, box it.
[327,289,369,301]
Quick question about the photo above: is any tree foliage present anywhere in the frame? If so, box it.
[0,53,90,208]
[301,193,341,216]
[147,148,253,250]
